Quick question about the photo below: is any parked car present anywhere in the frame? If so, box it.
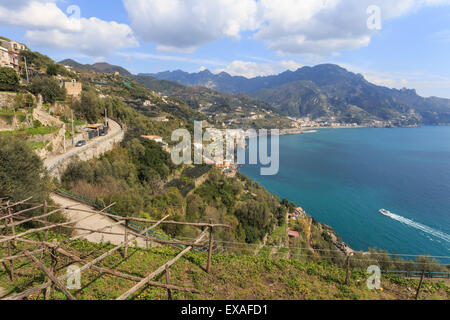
[75,140,87,147]
[99,128,108,136]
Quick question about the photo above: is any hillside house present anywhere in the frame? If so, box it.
[0,46,9,67]
[214,157,233,169]
[64,79,82,99]
[0,39,26,53]
[141,135,163,144]
[288,230,300,238]
[0,46,21,71]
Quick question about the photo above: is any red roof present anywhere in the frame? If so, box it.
[288,230,300,238]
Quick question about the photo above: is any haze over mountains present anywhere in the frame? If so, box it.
[61,59,450,126]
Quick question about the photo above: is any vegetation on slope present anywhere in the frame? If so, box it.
[0,232,448,300]
[0,135,50,203]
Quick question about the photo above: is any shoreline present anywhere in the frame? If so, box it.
[236,166,355,256]
[238,126,450,260]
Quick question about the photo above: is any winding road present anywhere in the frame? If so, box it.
[38,116,128,246]
[44,118,123,177]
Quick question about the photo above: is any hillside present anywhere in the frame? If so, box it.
[0,233,448,300]
[133,75,292,129]
[147,64,450,126]
[60,59,295,129]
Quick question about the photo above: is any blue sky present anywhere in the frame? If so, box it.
[1,0,450,98]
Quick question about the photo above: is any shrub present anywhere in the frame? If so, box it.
[0,67,19,85]
[46,63,59,76]
[0,135,49,202]
[31,76,66,104]
[14,92,35,111]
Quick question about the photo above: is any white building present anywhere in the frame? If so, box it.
[141,135,163,144]
[0,46,20,70]
[0,46,9,67]
[0,39,26,53]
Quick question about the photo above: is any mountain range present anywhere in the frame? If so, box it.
[60,59,132,76]
[60,60,450,126]
[143,64,450,126]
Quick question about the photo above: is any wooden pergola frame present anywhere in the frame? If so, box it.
[0,197,230,300]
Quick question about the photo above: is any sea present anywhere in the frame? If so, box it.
[240,126,450,260]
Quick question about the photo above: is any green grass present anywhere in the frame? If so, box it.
[0,111,27,125]
[0,126,59,137]
[267,224,288,246]
[0,230,448,301]
[26,140,49,150]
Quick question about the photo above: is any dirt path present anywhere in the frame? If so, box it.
[51,194,148,248]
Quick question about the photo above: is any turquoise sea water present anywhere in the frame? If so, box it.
[240,126,450,258]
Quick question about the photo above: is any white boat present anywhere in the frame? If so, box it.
[379,209,391,216]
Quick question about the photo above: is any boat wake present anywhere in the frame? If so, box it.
[381,210,450,243]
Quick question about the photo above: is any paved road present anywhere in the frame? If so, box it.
[44,119,123,174]
[51,194,149,248]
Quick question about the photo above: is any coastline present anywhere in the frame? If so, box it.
[236,169,355,256]
[239,126,450,259]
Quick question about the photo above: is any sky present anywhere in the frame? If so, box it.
[0,0,450,98]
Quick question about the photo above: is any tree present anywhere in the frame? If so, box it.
[31,77,66,104]
[46,63,59,76]
[0,136,49,203]
[14,92,35,111]
[73,89,103,123]
[0,67,19,85]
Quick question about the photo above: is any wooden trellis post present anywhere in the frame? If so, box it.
[44,201,48,242]
[345,253,353,285]
[123,221,129,258]
[3,216,14,281]
[45,242,59,300]
[7,206,16,248]
[165,265,172,300]
[24,250,75,301]
[415,269,426,300]
[207,220,214,274]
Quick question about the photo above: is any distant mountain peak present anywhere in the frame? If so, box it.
[199,69,213,74]
[59,59,131,76]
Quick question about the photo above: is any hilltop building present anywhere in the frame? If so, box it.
[0,39,24,71]
[141,135,163,143]
[64,79,82,99]
[288,230,300,238]
[0,39,26,53]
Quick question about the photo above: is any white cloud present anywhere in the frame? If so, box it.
[215,60,303,78]
[123,0,259,52]
[25,18,138,56]
[123,0,450,55]
[254,0,429,55]
[0,0,138,56]
[0,1,79,31]
[115,51,227,67]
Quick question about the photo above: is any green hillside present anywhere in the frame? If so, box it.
[0,234,448,300]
